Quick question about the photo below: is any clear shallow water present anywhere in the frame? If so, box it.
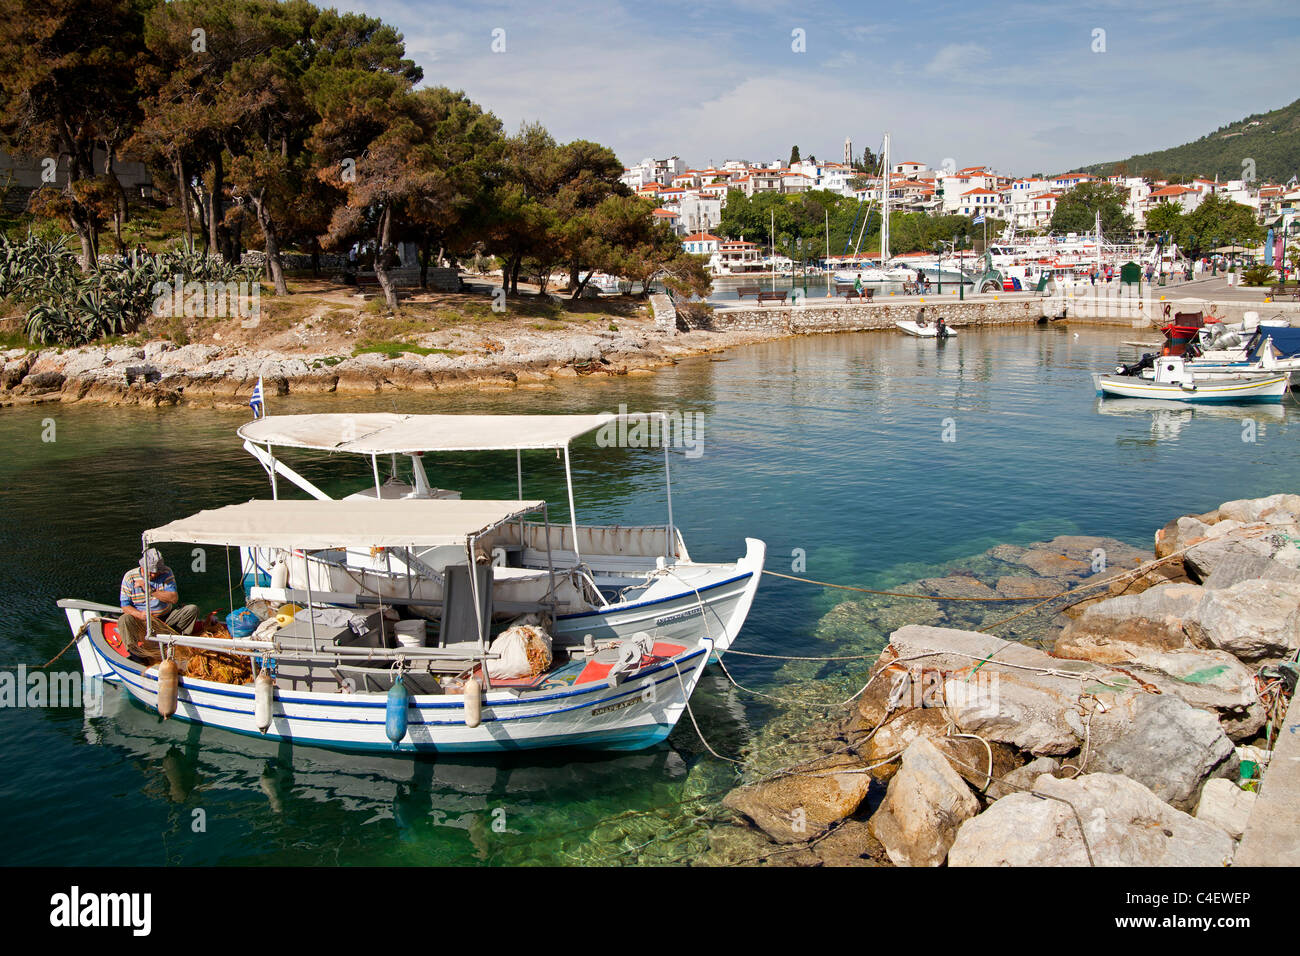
[2,326,1298,865]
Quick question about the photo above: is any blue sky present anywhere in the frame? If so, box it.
[342,0,1300,177]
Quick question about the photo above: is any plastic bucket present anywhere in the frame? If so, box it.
[394,619,427,647]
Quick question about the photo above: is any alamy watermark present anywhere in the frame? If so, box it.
[595,403,704,459]
[151,274,260,327]
[0,667,98,709]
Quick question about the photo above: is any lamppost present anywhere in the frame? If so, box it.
[934,240,944,295]
[955,232,969,300]
[1211,237,1219,277]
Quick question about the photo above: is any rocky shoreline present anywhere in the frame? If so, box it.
[708,494,1299,866]
[0,322,783,409]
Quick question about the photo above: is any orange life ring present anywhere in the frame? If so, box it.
[103,620,130,658]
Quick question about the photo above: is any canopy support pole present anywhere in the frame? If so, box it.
[267,444,279,500]
[563,446,582,564]
[663,420,675,560]
[542,502,556,629]
[468,534,490,690]
[243,440,330,501]
[371,454,382,499]
[305,553,318,655]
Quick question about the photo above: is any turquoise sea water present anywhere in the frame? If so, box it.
[2,325,1298,865]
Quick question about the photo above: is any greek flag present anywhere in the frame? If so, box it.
[972,214,986,225]
[249,377,264,419]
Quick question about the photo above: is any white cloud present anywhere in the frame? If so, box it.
[923,43,991,77]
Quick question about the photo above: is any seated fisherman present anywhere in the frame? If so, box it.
[118,548,199,662]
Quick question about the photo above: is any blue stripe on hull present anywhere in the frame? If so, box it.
[83,632,697,754]
[117,696,673,754]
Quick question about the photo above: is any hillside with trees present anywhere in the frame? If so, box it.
[1076,98,1300,184]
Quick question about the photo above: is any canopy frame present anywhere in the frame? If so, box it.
[239,412,682,565]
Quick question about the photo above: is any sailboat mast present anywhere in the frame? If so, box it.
[881,131,890,264]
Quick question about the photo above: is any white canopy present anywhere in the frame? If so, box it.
[237,413,632,454]
[143,498,545,549]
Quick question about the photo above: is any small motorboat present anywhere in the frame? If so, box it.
[896,312,957,338]
[1094,356,1290,404]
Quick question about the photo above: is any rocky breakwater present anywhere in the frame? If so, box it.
[0,328,710,408]
[713,494,1299,866]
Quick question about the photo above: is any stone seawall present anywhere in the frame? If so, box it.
[690,294,1052,334]
[693,290,1300,334]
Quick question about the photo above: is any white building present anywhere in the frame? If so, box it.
[682,232,722,255]
[619,156,687,190]
[677,193,723,233]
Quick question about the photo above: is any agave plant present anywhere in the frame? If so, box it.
[11,232,264,346]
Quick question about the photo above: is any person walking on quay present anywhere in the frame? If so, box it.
[117,548,199,663]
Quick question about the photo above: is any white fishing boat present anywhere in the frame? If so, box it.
[236,413,764,654]
[60,498,725,753]
[1188,326,1300,375]
[1094,356,1289,404]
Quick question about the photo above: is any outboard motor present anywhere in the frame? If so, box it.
[1115,352,1155,376]
[936,317,950,341]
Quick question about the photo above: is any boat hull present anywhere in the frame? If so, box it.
[1093,372,1289,404]
[64,605,713,754]
[896,321,957,338]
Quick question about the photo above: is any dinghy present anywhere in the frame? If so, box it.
[896,317,957,338]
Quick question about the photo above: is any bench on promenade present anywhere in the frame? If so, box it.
[1270,284,1300,301]
[735,285,761,299]
[756,290,788,306]
[834,283,873,302]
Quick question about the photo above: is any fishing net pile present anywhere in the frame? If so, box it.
[183,622,254,684]
[485,624,553,679]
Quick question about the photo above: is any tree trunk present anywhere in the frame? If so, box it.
[176,154,194,254]
[104,145,128,255]
[419,234,432,289]
[63,145,99,270]
[374,208,399,310]
[508,255,523,295]
[209,151,226,263]
[255,193,289,296]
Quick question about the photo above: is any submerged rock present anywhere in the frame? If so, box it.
[948,773,1235,867]
[995,576,1062,599]
[810,819,884,867]
[1088,693,1237,811]
[916,575,1001,600]
[869,738,980,867]
[721,752,873,844]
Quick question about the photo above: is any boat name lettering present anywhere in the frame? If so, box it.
[592,696,642,717]
[654,607,702,626]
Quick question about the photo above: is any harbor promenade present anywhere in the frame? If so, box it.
[1236,696,1300,866]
